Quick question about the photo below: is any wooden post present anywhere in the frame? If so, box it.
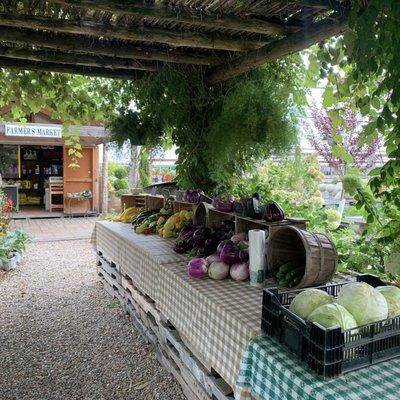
[101,143,109,213]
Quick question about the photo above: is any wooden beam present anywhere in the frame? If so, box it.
[0,27,223,66]
[0,12,266,52]
[0,45,159,72]
[0,56,144,79]
[300,0,342,8]
[50,0,298,36]
[205,14,349,85]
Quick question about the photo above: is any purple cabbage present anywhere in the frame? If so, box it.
[208,261,230,280]
[219,240,241,265]
[188,258,208,279]
[231,233,248,244]
[230,262,249,281]
[183,189,203,204]
[212,197,234,212]
[205,253,222,266]
[217,239,231,254]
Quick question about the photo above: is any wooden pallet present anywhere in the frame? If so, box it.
[121,274,162,324]
[98,274,124,305]
[125,299,158,345]
[158,321,235,400]
[97,256,122,284]
[98,265,236,399]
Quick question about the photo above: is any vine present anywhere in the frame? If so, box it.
[121,58,307,193]
[306,0,400,252]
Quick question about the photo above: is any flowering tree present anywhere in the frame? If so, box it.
[0,189,13,237]
[305,106,383,176]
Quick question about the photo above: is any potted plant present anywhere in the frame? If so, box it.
[0,238,17,271]
[0,229,29,270]
[10,230,29,263]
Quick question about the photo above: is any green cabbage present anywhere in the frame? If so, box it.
[309,303,357,331]
[376,286,400,319]
[289,288,334,320]
[336,282,388,326]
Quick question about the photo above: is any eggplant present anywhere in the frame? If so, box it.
[242,194,265,219]
[212,197,234,212]
[264,201,285,222]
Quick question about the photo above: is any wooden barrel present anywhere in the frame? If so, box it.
[267,226,338,289]
[193,202,209,225]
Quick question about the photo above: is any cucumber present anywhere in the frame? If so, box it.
[279,278,289,287]
[273,261,284,271]
[276,271,285,279]
[278,261,295,274]
[285,271,293,281]
[293,276,301,285]
[289,268,304,278]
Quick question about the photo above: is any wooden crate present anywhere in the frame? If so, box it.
[120,194,147,210]
[173,200,197,214]
[145,195,165,211]
[235,215,307,236]
[208,208,235,230]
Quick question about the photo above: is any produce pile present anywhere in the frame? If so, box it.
[174,224,250,282]
[112,207,143,223]
[273,260,305,288]
[133,207,193,238]
[289,282,400,331]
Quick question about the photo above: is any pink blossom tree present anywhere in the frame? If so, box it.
[305,107,383,176]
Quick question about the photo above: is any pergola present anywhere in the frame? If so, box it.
[0,0,349,84]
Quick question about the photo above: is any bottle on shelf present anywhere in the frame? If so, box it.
[35,165,40,175]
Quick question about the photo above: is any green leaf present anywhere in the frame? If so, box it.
[322,87,335,108]
[369,167,382,176]
[371,97,381,109]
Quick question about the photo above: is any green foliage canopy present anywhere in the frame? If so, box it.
[306,0,400,247]
[124,59,306,193]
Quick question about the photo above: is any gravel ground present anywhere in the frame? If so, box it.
[0,240,185,400]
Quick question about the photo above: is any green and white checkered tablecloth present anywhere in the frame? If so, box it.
[236,335,400,400]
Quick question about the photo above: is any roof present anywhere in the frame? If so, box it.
[0,122,107,145]
[0,1,350,83]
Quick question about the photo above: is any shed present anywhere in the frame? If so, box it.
[0,110,107,216]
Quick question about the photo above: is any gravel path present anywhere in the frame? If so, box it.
[0,240,185,400]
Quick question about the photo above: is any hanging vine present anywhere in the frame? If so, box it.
[121,57,307,194]
[306,0,400,258]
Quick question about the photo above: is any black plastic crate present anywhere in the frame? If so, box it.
[261,274,400,378]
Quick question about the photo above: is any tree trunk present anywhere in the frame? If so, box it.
[128,145,140,191]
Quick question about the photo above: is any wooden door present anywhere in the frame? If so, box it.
[63,146,99,214]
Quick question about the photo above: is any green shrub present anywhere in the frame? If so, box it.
[113,178,129,191]
[114,166,128,180]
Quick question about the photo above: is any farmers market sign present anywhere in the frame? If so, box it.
[5,123,62,138]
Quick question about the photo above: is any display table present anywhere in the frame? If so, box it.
[92,221,263,392]
[236,335,399,400]
[93,221,398,399]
